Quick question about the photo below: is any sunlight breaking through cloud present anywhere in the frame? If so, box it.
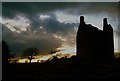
[52,34,67,42]
[56,44,76,55]
[10,44,76,63]
[55,11,79,24]
[2,15,30,33]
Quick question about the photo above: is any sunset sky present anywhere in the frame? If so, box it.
[1,2,119,55]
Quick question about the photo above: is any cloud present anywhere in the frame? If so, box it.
[2,2,81,18]
[2,24,63,54]
[3,2,118,29]
[55,11,79,23]
[2,2,118,18]
[2,2,118,30]
[2,15,30,33]
[2,14,77,54]
[2,2,119,54]
[42,17,77,34]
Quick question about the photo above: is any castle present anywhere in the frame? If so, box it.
[77,16,114,62]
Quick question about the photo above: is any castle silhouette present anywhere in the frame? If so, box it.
[77,16,114,62]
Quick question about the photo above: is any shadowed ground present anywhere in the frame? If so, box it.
[3,58,120,80]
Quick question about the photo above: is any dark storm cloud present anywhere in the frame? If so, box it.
[2,2,119,54]
[28,15,41,29]
[23,12,77,34]
[2,2,118,30]
[40,17,77,35]
[2,8,77,54]
[2,24,62,54]
[2,2,81,18]
[2,23,12,36]
[2,2,118,18]
[2,17,78,54]
[79,2,118,15]
[3,2,118,30]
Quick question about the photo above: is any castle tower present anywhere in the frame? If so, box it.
[77,16,84,59]
[80,16,85,25]
[103,18,108,27]
[76,16,114,62]
[103,18,114,61]
[76,16,101,61]
[77,16,85,33]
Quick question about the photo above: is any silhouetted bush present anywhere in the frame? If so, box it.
[2,40,10,64]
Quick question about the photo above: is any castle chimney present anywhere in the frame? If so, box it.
[103,18,108,27]
[80,16,85,25]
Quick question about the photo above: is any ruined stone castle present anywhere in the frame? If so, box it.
[77,16,114,62]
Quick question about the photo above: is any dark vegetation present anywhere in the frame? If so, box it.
[2,57,120,80]
[23,48,40,63]
[2,41,11,64]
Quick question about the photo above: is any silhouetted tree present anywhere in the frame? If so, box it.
[2,40,10,64]
[23,47,40,63]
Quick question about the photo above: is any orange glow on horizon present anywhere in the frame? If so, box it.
[9,44,76,63]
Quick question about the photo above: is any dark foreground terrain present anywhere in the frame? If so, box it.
[2,57,120,81]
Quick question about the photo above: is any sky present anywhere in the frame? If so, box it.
[1,2,119,55]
